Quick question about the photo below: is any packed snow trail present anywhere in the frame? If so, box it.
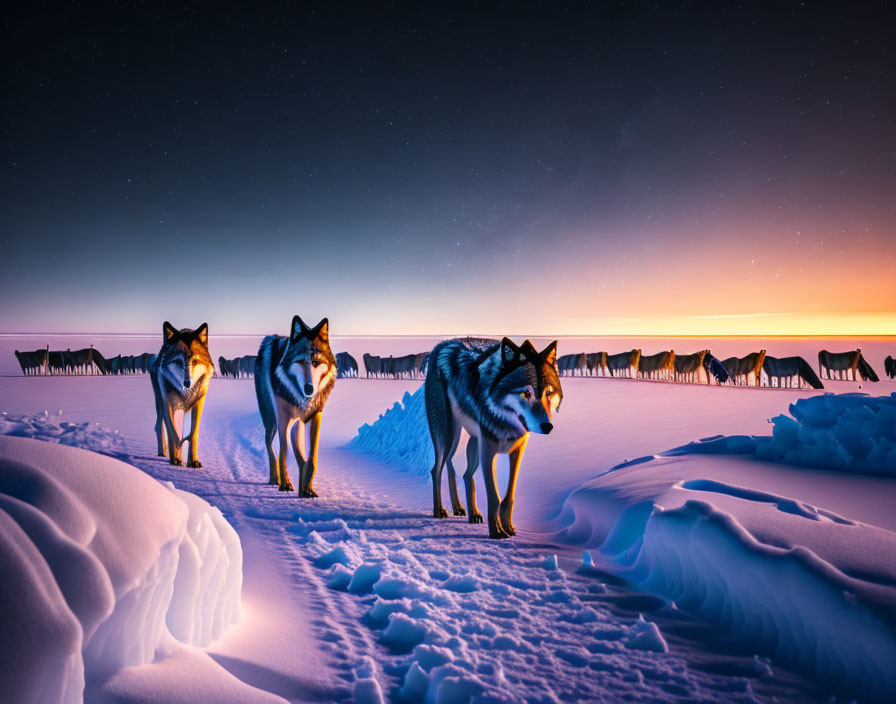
[104,382,819,704]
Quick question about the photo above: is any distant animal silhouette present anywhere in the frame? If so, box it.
[704,354,730,384]
[606,349,641,378]
[722,350,766,386]
[637,350,675,380]
[14,348,48,375]
[586,352,608,376]
[763,355,824,389]
[885,355,896,379]
[673,350,709,383]
[336,351,359,378]
[818,349,879,382]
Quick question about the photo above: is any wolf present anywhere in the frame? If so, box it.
[425,337,562,539]
[254,316,337,496]
[151,322,213,467]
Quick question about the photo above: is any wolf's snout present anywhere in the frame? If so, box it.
[303,382,314,396]
[183,379,191,389]
[540,422,553,434]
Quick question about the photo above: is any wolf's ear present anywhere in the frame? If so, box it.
[163,321,178,341]
[195,323,208,346]
[541,340,558,366]
[290,315,309,341]
[500,337,521,365]
[312,318,329,342]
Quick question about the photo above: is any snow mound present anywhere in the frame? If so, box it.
[0,435,243,704]
[665,392,896,476]
[348,386,434,475]
[0,410,128,459]
[556,416,896,701]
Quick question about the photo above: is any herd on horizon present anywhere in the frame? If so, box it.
[14,343,895,388]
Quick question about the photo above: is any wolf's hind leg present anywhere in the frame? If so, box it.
[463,436,482,524]
[425,377,452,518]
[264,421,279,485]
[445,424,466,516]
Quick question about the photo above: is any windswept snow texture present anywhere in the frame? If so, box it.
[348,386,433,475]
[555,396,896,701]
[665,392,896,476]
[0,410,129,459]
[0,433,243,704]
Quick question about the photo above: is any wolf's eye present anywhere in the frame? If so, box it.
[311,360,322,368]
[519,390,531,400]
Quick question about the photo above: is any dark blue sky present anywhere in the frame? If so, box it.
[2,2,893,335]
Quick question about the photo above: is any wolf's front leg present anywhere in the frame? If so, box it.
[163,404,183,466]
[480,437,509,539]
[299,412,322,497]
[277,416,294,492]
[186,396,206,468]
[500,436,528,537]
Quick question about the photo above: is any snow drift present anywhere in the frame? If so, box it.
[0,432,243,704]
[665,392,896,476]
[0,410,129,459]
[555,393,896,702]
[348,386,433,475]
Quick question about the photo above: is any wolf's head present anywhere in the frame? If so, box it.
[276,315,337,403]
[493,338,562,436]
[161,322,212,392]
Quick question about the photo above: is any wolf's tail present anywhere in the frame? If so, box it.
[857,355,880,382]
[797,358,825,389]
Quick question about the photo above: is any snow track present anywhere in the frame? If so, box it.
[113,396,820,703]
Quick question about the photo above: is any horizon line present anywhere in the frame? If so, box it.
[2,331,895,339]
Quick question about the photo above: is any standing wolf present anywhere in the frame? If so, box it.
[426,337,562,539]
[151,322,213,467]
[255,316,337,496]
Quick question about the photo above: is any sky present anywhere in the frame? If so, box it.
[2,2,894,336]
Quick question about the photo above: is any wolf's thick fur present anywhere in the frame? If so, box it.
[425,337,562,539]
[151,322,213,467]
[254,316,337,496]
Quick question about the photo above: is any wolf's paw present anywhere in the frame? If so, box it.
[502,523,516,536]
[157,451,166,458]
[279,481,295,492]
[268,478,280,486]
[187,459,202,469]
[170,458,184,467]
[453,506,467,517]
[489,527,511,540]
[300,487,318,498]
[468,512,483,524]
[435,508,449,518]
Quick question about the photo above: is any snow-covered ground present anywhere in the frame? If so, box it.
[1,334,895,703]
[0,434,244,704]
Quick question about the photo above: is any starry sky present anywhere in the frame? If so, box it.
[2,2,894,336]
